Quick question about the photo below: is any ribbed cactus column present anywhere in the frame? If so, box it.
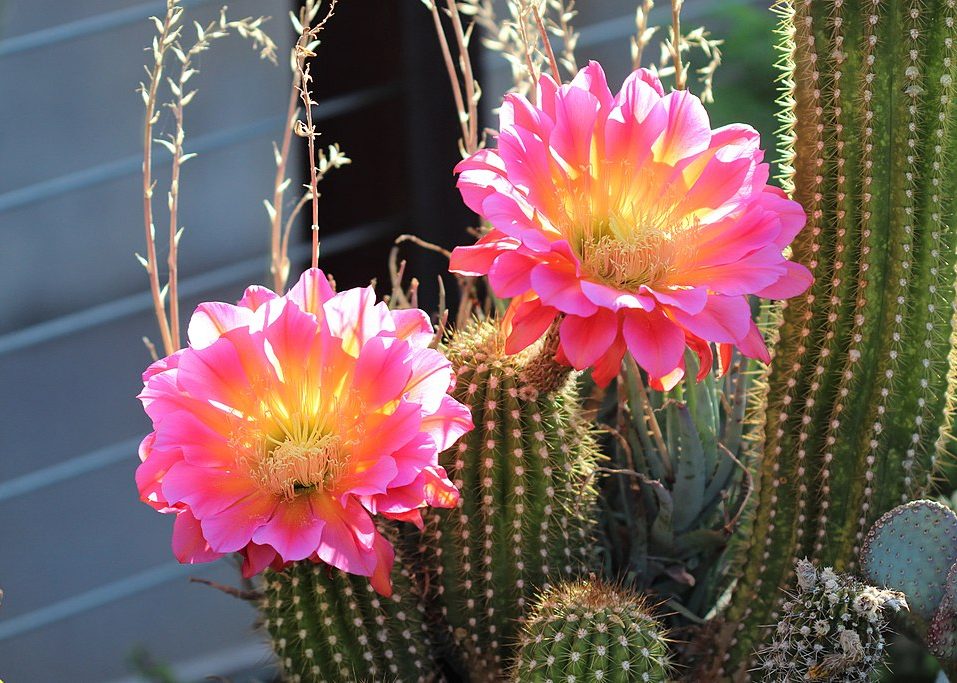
[261,555,434,682]
[718,0,957,676]
[421,321,599,679]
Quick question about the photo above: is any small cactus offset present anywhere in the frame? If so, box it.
[261,552,435,683]
[511,579,672,683]
[721,0,957,673]
[860,500,957,673]
[757,559,906,682]
[419,321,599,679]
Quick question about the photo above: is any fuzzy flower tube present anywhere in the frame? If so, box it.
[135,269,473,595]
[449,61,811,388]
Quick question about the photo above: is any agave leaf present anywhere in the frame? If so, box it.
[671,402,707,533]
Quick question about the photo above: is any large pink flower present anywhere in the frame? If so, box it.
[450,62,811,388]
[136,270,473,595]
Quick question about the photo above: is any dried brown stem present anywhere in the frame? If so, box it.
[294,0,338,271]
[631,0,655,69]
[428,2,472,154]
[141,5,179,357]
[532,6,560,81]
[444,0,479,154]
[270,72,301,291]
[671,0,685,90]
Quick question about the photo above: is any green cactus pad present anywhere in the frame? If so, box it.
[420,321,599,679]
[927,560,957,660]
[261,555,434,683]
[860,500,957,621]
[511,579,671,683]
[757,559,905,682]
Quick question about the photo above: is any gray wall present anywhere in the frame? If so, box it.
[0,1,295,680]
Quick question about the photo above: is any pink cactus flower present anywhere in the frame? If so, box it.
[136,270,473,595]
[450,62,811,388]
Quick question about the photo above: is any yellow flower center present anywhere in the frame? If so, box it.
[258,432,345,500]
[552,163,697,291]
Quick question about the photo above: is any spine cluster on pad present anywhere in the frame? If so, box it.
[420,321,599,679]
[510,579,671,683]
[261,551,434,683]
[718,0,957,676]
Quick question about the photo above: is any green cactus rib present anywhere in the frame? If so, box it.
[261,552,434,683]
[419,321,599,680]
[510,579,671,683]
[719,0,957,676]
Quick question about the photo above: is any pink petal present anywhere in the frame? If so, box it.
[172,509,223,564]
[368,532,396,597]
[530,263,598,316]
[668,295,752,344]
[654,90,712,166]
[238,285,279,311]
[419,395,474,452]
[587,333,627,387]
[644,286,708,315]
[390,308,434,348]
[488,250,538,297]
[449,230,520,276]
[313,496,379,576]
[503,294,559,354]
[559,308,620,370]
[352,336,414,411]
[569,61,614,109]
[550,82,601,170]
[251,494,327,562]
[187,302,257,350]
[403,348,456,413]
[323,287,394,355]
[580,280,655,311]
[161,461,262,520]
[240,542,280,578]
[737,320,771,363]
[621,310,686,381]
[199,490,279,554]
[286,268,336,316]
[755,261,813,299]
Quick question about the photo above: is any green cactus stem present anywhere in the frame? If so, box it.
[419,320,599,680]
[510,579,671,683]
[261,552,434,683]
[718,0,957,675]
[757,559,905,682]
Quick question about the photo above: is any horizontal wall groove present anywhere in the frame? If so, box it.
[0,219,398,355]
[0,83,397,213]
[0,0,216,58]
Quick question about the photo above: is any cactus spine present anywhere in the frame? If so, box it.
[511,579,671,683]
[261,553,434,683]
[420,321,599,679]
[718,0,957,675]
[757,559,905,682]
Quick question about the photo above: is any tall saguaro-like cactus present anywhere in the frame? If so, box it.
[718,0,957,675]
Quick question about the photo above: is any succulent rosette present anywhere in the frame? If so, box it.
[450,61,811,388]
[136,269,473,595]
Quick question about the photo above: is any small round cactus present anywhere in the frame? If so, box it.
[757,559,907,682]
[511,579,671,683]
